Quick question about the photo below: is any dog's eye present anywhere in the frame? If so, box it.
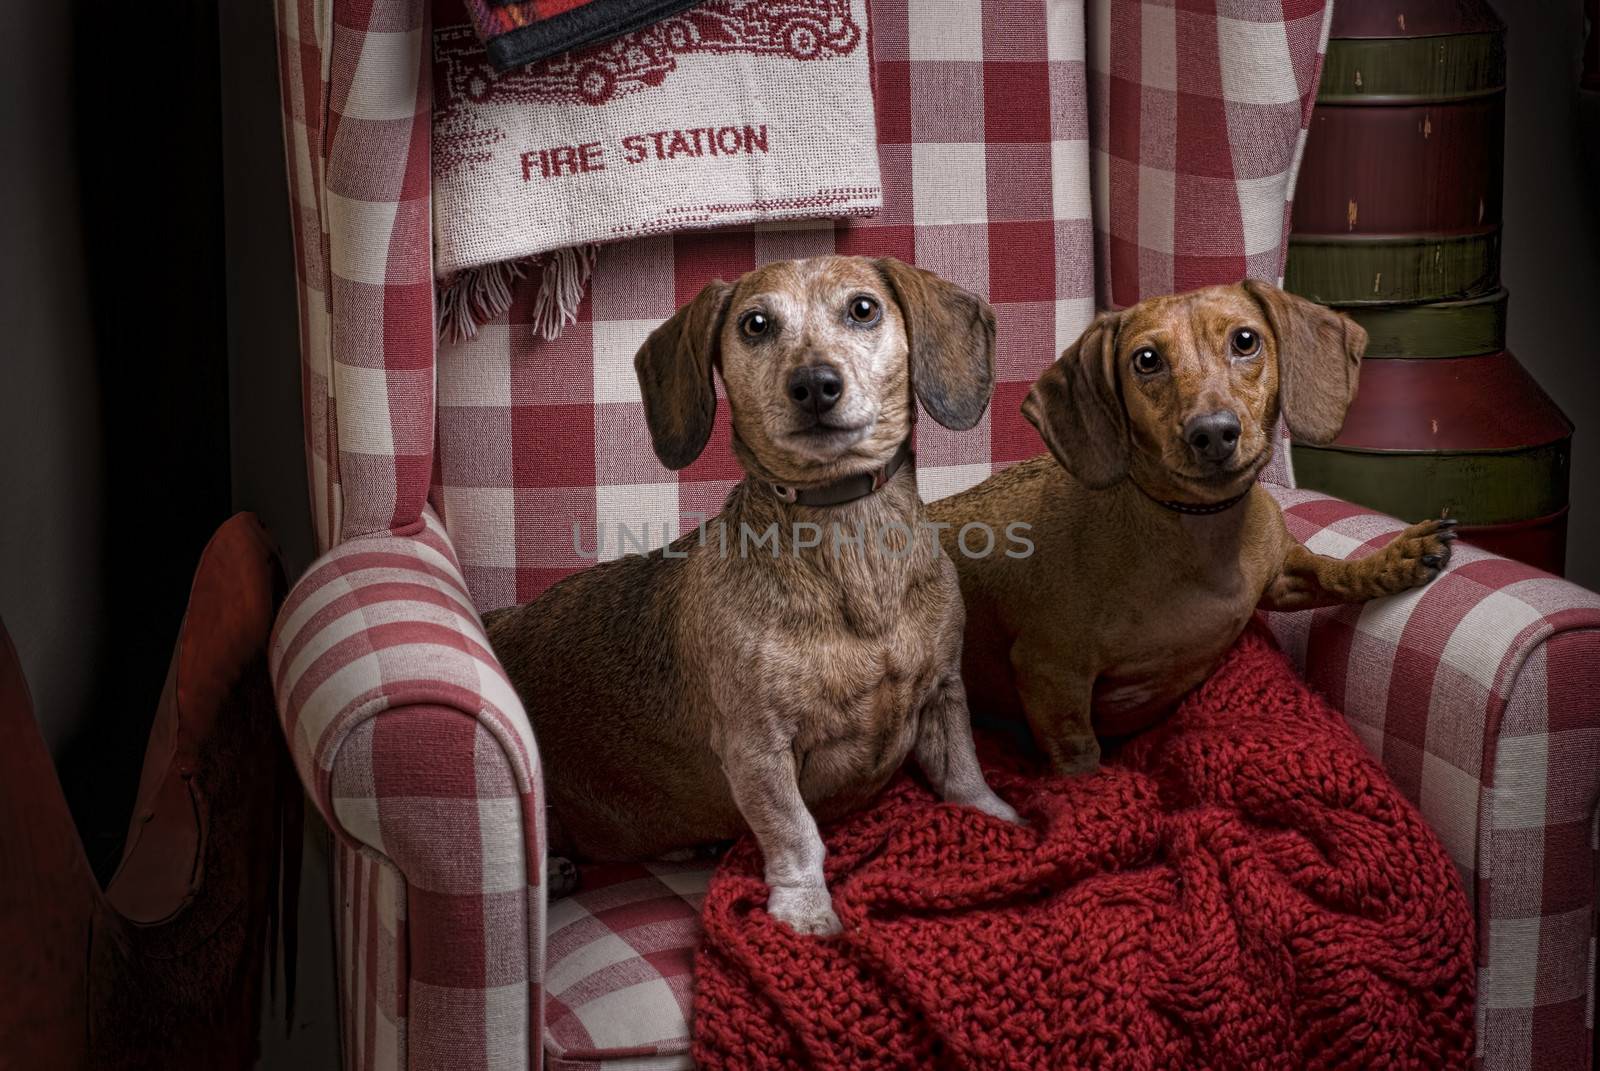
[847,296,881,325]
[1230,328,1261,357]
[1131,347,1164,375]
[739,311,773,339]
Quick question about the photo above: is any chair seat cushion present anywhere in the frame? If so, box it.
[544,861,712,1070]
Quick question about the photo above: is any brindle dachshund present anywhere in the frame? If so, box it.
[486,256,1020,935]
[931,281,1458,774]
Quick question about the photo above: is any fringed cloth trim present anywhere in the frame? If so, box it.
[436,244,599,343]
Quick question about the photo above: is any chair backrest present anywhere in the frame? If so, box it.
[276,0,1332,610]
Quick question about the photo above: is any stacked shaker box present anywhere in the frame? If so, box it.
[1284,0,1573,576]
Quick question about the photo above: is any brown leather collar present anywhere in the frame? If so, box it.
[770,441,914,507]
[1136,481,1251,516]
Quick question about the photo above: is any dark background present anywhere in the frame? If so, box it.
[1,2,1595,1065]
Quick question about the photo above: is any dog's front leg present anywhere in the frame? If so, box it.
[915,675,1020,823]
[722,744,840,936]
[1260,519,1458,611]
[1010,639,1100,775]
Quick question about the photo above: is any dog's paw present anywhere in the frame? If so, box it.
[1385,516,1459,590]
[1048,734,1102,777]
[767,885,842,936]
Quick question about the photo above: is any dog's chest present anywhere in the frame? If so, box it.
[769,599,942,805]
[1091,569,1256,733]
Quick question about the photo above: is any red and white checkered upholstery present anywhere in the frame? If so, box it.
[542,863,708,1070]
[270,0,1600,1068]
[270,509,549,1067]
[276,0,438,549]
[1088,0,1333,309]
[333,845,408,1067]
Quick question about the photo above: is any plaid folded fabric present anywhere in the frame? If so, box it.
[468,0,703,71]
[433,0,882,341]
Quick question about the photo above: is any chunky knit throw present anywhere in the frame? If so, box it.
[692,624,1476,1069]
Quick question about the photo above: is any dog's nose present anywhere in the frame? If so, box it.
[787,364,844,416]
[1184,410,1241,462]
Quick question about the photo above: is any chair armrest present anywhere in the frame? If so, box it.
[1263,485,1600,1070]
[269,507,546,1066]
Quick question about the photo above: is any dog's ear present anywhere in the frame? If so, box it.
[1022,313,1128,489]
[875,258,996,430]
[634,280,734,470]
[1242,279,1365,446]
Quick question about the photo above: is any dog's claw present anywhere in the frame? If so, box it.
[1438,517,1459,529]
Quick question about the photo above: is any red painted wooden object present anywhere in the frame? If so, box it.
[1328,1,1502,38]
[1294,100,1502,236]
[1292,353,1572,574]
[1456,511,1570,578]
[1331,352,1570,452]
[1287,1,1574,575]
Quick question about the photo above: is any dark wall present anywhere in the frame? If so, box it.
[1,4,106,759]
[1497,0,1600,589]
[220,0,315,576]
[3,0,235,876]
[2,0,314,873]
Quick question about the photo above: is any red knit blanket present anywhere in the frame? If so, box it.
[692,625,1475,1069]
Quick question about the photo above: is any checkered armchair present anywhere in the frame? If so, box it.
[268,0,1600,1068]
